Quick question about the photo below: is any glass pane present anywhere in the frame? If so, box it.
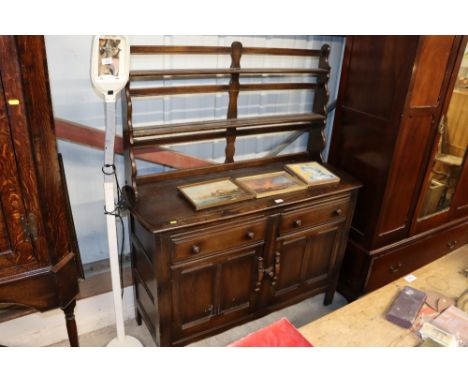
[419,44,468,218]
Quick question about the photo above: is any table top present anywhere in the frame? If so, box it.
[299,245,468,346]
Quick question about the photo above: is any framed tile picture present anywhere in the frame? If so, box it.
[235,171,307,198]
[178,178,254,210]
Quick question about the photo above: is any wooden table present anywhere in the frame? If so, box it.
[299,246,468,346]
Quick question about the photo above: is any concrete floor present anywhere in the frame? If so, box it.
[52,292,347,347]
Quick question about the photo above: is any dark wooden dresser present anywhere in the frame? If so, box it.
[126,163,359,346]
[122,41,361,346]
[329,35,468,300]
[0,36,82,346]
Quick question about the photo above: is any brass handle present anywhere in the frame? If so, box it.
[246,231,255,240]
[206,304,214,315]
[447,240,458,249]
[191,245,200,254]
[334,208,343,216]
[272,251,281,286]
[255,256,264,292]
[389,262,403,273]
[294,219,302,227]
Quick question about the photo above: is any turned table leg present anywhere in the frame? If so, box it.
[62,300,79,347]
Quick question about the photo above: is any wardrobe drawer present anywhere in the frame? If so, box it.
[365,221,468,292]
[279,197,349,236]
[170,218,267,262]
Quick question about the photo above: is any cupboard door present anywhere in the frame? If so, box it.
[218,249,259,316]
[171,245,262,340]
[0,80,37,276]
[0,36,48,276]
[270,223,343,304]
[172,261,217,333]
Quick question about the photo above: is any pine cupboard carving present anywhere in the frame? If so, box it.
[0,36,82,346]
[122,41,361,346]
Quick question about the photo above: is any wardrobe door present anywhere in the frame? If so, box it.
[447,39,468,219]
[412,37,468,233]
[374,36,458,246]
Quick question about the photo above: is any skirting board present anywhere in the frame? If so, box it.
[0,286,135,347]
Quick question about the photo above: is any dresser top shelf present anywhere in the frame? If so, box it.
[123,41,334,195]
[125,161,361,234]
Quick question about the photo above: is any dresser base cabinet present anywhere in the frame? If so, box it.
[126,164,360,346]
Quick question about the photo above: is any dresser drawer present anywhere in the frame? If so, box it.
[279,197,350,236]
[365,221,468,292]
[170,218,267,262]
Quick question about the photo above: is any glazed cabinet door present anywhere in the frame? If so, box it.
[171,244,263,341]
[269,222,344,305]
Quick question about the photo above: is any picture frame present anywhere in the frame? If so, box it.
[98,37,121,77]
[285,161,340,187]
[235,171,307,198]
[177,177,254,210]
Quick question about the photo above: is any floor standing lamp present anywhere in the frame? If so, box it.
[91,35,142,347]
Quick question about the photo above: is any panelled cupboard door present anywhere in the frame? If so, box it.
[0,81,38,277]
[171,244,262,339]
[270,223,343,304]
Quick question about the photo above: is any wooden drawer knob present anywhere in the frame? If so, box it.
[334,208,343,216]
[246,231,255,240]
[191,245,200,254]
[294,219,302,227]
[447,240,458,249]
[389,262,403,273]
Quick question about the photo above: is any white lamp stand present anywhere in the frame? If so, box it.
[91,35,142,347]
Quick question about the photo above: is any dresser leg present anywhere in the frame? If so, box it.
[136,308,142,326]
[62,300,79,347]
[324,289,334,306]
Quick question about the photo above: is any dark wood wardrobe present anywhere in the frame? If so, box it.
[329,36,468,300]
[0,36,82,345]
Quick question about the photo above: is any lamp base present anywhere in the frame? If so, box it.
[107,335,144,347]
